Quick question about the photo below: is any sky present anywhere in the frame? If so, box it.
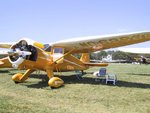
[0,0,150,48]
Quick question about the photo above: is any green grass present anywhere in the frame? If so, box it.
[0,64,150,113]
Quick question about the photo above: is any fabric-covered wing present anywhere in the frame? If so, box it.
[0,57,12,68]
[51,31,150,53]
[0,42,15,48]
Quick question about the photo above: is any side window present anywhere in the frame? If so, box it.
[54,48,64,54]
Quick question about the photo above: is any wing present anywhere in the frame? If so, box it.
[0,42,15,48]
[51,31,150,53]
[0,57,12,68]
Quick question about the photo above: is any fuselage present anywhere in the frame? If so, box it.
[7,39,89,72]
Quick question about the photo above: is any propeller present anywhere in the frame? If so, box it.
[0,49,31,57]
[0,40,34,68]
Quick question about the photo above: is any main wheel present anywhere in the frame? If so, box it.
[48,77,64,88]
[12,73,23,83]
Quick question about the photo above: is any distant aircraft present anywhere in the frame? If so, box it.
[140,56,148,64]
[118,47,150,64]
[91,54,127,63]
[0,31,150,88]
[101,54,113,62]
[102,54,127,63]
[133,56,150,64]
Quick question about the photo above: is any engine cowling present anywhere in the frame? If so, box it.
[8,38,44,68]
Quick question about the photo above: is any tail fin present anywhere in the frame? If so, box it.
[80,53,90,62]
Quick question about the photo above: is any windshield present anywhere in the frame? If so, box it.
[44,44,51,52]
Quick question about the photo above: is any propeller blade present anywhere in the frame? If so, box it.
[0,49,31,57]
[0,50,10,56]
[17,51,32,56]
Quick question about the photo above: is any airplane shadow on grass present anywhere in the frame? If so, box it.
[0,70,9,73]
[21,73,150,89]
[127,73,150,77]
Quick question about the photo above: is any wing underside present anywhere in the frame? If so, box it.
[0,42,14,48]
[51,31,150,53]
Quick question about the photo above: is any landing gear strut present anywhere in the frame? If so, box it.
[12,69,34,83]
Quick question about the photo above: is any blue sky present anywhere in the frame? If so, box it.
[0,0,150,48]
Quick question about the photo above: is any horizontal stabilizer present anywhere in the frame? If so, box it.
[84,62,108,67]
[0,57,12,68]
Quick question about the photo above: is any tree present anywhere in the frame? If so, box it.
[90,51,107,60]
[112,51,128,60]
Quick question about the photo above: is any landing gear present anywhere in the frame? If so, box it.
[12,68,64,88]
[46,69,64,88]
[12,73,23,83]
[12,69,34,83]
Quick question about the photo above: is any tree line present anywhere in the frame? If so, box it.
[90,50,150,62]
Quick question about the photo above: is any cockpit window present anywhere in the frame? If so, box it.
[54,48,64,53]
[44,44,51,52]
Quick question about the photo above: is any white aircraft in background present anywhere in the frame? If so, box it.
[91,54,127,63]
[102,54,127,63]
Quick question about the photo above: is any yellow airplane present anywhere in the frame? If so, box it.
[0,31,150,88]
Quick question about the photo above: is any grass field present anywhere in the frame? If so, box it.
[0,64,150,113]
